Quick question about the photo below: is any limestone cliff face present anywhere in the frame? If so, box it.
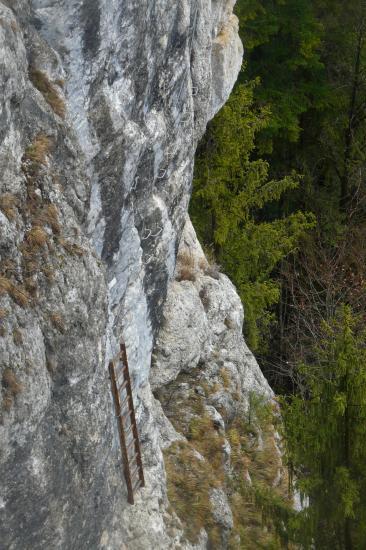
[0,1,276,548]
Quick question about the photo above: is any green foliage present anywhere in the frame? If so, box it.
[235,0,327,148]
[282,307,366,548]
[190,81,314,350]
[227,394,295,548]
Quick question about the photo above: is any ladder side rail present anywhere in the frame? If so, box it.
[109,360,135,504]
[120,343,145,487]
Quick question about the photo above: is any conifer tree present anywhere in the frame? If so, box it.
[190,81,314,350]
[235,0,326,150]
[283,307,366,549]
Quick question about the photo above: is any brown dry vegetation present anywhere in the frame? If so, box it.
[23,133,52,170]
[0,259,17,277]
[198,257,209,271]
[26,226,48,248]
[176,266,196,282]
[161,371,293,548]
[0,131,80,319]
[24,276,38,297]
[10,285,30,307]
[219,367,231,389]
[161,381,226,545]
[226,398,293,549]
[188,414,226,477]
[176,251,196,282]
[0,277,30,307]
[59,238,84,257]
[0,308,8,320]
[0,276,12,295]
[2,368,22,412]
[164,441,221,546]
[41,265,55,281]
[0,136,69,307]
[54,78,65,89]
[50,312,65,333]
[29,67,65,119]
[0,193,18,221]
[32,204,60,234]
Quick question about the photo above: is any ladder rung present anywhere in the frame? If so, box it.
[125,433,134,447]
[109,341,144,505]
[130,464,140,481]
[128,454,138,468]
[132,477,141,492]
[117,410,131,424]
[116,371,126,384]
[118,379,129,392]
[127,437,136,452]
[120,394,131,409]
[121,409,131,422]
[125,422,135,436]
[116,365,127,379]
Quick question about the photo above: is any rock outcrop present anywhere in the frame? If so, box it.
[0,1,280,548]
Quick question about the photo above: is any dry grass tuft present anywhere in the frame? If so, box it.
[23,134,52,171]
[10,285,30,307]
[188,414,226,476]
[164,441,219,544]
[2,368,22,412]
[29,67,66,119]
[178,250,194,268]
[219,367,231,389]
[198,257,209,270]
[32,204,59,230]
[0,193,18,221]
[159,368,293,548]
[26,226,48,248]
[0,276,13,296]
[54,78,65,89]
[176,251,196,282]
[24,276,38,297]
[33,204,60,234]
[225,398,293,548]
[0,277,31,307]
[2,394,13,411]
[23,259,39,277]
[50,312,65,333]
[59,238,84,257]
[176,266,196,282]
[0,259,17,277]
[0,308,8,320]
[42,266,55,281]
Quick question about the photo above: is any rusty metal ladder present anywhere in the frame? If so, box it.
[109,342,145,504]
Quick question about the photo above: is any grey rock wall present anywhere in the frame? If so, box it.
[0,0,274,548]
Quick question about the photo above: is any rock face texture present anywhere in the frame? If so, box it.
[0,1,278,548]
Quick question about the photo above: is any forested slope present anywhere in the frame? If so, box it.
[190,1,366,547]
